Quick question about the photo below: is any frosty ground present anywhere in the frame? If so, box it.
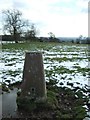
[0,42,90,119]
[1,42,89,88]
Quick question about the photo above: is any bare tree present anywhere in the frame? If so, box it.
[48,32,55,39]
[48,32,60,42]
[2,9,28,43]
[48,32,55,42]
[25,24,38,41]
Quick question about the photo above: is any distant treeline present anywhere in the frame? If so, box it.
[2,35,14,41]
[1,35,90,44]
[1,35,60,42]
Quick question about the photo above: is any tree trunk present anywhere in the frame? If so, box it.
[14,27,18,43]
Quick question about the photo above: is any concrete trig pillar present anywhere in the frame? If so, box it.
[20,52,47,100]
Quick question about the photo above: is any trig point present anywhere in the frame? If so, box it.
[20,52,47,100]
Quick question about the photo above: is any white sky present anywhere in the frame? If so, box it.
[0,0,89,37]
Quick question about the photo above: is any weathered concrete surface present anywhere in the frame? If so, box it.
[20,52,47,99]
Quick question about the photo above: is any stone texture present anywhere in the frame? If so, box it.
[20,52,47,99]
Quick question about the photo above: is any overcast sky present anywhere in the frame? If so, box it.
[0,0,89,37]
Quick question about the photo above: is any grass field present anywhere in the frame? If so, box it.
[1,42,90,89]
[1,41,90,119]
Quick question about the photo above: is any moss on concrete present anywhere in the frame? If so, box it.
[16,89,58,111]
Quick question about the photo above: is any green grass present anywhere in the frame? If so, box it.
[2,41,88,50]
[1,41,90,119]
[2,41,60,50]
[1,41,89,88]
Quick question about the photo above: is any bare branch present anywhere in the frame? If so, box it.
[2,9,28,43]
